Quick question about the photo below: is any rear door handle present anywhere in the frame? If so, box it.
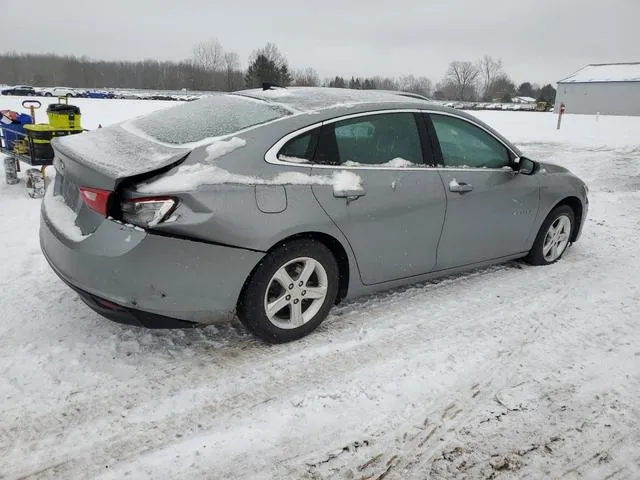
[333,188,366,205]
[449,180,473,193]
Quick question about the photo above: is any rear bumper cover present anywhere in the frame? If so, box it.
[43,254,197,328]
[40,205,265,328]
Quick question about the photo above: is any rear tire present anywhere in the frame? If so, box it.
[525,205,575,265]
[238,239,339,343]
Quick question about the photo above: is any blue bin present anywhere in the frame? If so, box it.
[1,113,33,151]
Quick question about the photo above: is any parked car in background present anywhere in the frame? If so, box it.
[42,86,83,97]
[40,87,588,343]
[1,85,37,96]
[85,90,115,99]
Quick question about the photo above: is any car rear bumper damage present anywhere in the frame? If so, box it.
[40,206,265,328]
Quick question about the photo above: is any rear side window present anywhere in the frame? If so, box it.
[277,128,320,163]
[131,94,290,145]
[319,113,424,166]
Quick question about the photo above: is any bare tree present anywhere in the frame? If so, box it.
[485,74,516,102]
[445,61,480,101]
[192,37,225,72]
[223,51,242,90]
[0,52,244,91]
[433,80,459,100]
[398,75,433,97]
[292,67,320,86]
[370,76,399,90]
[479,55,503,100]
[249,42,288,70]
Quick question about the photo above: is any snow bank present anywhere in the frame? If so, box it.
[137,164,361,193]
[42,183,87,242]
[204,137,246,161]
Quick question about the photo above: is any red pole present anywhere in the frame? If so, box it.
[557,103,566,130]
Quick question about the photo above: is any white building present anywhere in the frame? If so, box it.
[555,62,640,116]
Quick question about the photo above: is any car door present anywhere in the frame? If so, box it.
[304,111,446,285]
[426,112,540,269]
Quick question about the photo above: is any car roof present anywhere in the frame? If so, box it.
[231,87,522,158]
[234,87,439,114]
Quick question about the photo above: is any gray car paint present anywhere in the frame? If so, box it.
[311,166,446,285]
[40,208,264,322]
[40,88,588,326]
[435,169,541,269]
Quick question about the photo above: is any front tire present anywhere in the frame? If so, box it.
[525,205,575,265]
[238,239,339,343]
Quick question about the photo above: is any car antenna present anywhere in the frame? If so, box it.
[262,82,284,91]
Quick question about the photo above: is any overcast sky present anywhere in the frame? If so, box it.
[4,0,639,86]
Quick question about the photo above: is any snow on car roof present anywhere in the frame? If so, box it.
[558,62,640,83]
[235,87,429,112]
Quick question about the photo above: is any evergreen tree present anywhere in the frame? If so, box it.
[328,76,346,88]
[537,84,557,103]
[245,54,291,88]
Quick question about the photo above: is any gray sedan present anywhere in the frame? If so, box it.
[40,87,588,342]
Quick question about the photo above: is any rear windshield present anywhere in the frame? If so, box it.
[131,94,291,145]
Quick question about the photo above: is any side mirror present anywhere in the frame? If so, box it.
[517,157,536,175]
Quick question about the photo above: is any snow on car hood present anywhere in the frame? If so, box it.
[53,124,191,179]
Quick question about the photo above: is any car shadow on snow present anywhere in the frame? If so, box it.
[74,260,531,363]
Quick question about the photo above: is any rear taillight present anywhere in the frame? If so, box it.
[120,197,177,228]
[80,187,111,216]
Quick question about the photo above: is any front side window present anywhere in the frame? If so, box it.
[321,113,424,166]
[430,114,510,169]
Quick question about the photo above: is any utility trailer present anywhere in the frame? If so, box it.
[1,98,84,198]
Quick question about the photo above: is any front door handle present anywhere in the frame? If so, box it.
[449,179,473,193]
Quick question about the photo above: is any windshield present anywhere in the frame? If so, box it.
[130,94,291,145]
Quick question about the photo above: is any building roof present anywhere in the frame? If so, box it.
[559,62,640,83]
[513,96,536,103]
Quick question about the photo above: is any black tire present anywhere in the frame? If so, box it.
[238,239,339,343]
[525,205,575,266]
[45,92,53,97]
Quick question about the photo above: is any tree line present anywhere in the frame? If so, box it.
[434,55,556,104]
[0,38,556,103]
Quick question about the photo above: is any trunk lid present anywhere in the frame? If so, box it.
[53,124,191,183]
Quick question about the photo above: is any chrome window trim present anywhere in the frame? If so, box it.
[264,108,520,171]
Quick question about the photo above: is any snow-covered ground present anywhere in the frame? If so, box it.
[1,97,639,479]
